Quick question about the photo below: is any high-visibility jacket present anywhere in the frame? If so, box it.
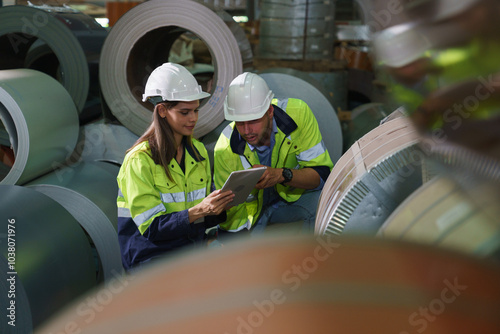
[117,139,217,270]
[213,98,334,232]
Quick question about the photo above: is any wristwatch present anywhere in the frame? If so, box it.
[281,168,293,184]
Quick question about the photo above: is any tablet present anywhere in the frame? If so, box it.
[221,167,267,206]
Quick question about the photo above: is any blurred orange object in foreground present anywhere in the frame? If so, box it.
[37,235,500,334]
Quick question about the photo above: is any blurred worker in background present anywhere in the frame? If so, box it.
[372,0,500,156]
[116,63,234,272]
[213,72,333,239]
[370,0,500,234]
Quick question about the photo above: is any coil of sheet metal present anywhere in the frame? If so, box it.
[73,121,139,166]
[378,174,500,260]
[259,0,336,60]
[99,0,243,138]
[27,160,124,283]
[0,185,97,330]
[0,4,108,120]
[0,69,79,185]
[0,254,32,333]
[315,116,423,236]
[343,102,392,152]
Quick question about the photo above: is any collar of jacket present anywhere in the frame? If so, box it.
[148,137,205,162]
[183,136,205,162]
[229,104,298,155]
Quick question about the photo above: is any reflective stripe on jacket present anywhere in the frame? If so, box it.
[213,98,334,232]
[116,139,211,270]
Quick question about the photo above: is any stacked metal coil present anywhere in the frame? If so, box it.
[315,116,423,236]
[378,175,500,259]
[0,68,79,185]
[259,0,336,60]
[0,254,32,333]
[99,0,243,138]
[0,69,124,331]
[211,6,254,67]
[73,121,139,166]
[0,4,108,122]
[0,185,97,331]
[27,160,124,283]
[378,137,500,260]
[343,102,391,152]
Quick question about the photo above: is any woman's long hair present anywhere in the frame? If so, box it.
[127,101,199,181]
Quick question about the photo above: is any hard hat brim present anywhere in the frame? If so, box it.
[224,107,269,122]
[142,91,211,103]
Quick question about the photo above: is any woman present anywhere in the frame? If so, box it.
[116,63,234,271]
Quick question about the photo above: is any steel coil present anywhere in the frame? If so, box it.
[258,69,343,163]
[0,254,32,333]
[37,235,500,334]
[344,102,391,151]
[316,116,423,236]
[378,175,500,259]
[210,5,253,67]
[0,185,96,329]
[259,0,336,59]
[308,70,348,112]
[27,161,123,282]
[99,0,243,138]
[73,121,139,166]
[0,68,79,185]
[0,4,108,118]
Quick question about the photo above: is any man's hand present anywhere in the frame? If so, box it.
[254,164,322,190]
[254,164,282,189]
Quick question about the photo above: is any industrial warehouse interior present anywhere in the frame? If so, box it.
[1,0,499,333]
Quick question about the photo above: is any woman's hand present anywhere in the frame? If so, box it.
[188,189,234,223]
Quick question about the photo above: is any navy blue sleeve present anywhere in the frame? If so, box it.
[204,211,227,229]
[143,210,195,241]
[309,165,331,182]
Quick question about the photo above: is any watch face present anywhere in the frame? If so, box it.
[283,168,293,182]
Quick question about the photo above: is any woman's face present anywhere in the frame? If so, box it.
[159,100,200,141]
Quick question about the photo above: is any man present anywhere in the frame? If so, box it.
[213,72,333,237]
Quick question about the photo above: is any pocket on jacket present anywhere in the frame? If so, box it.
[153,166,178,193]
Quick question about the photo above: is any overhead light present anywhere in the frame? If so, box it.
[95,18,109,28]
[232,16,248,23]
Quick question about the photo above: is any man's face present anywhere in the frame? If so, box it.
[235,106,274,147]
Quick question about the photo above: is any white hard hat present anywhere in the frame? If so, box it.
[373,23,432,68]
[142,62,210,103]
[224,72,274,122]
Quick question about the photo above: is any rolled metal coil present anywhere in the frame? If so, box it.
[0,254,32,333]
[378,175,500,260]
[0,185,97,329]
[316,116,423,236]
[343,102,391,151]
[27,160,124,282]
[259,0,336,60]
[99,0,243,138]
[72,121,139,166]
[0,68,79,185]
[0,4,108,118]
